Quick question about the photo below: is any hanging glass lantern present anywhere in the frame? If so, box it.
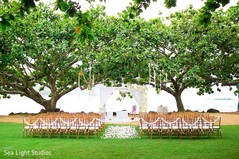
[79,71,83,76]
[78,61,83,88]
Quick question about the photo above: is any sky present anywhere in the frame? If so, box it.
[45,0,238,19]
[85,0,204,18]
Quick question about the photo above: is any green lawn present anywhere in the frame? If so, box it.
[0,122,239,159]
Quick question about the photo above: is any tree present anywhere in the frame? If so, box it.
[141,10,214,111]
[145,5,239,111]
[0,0,95,42]
[84,8,197,111]
[89,13,154,86]
[95,6,238,111]
[0,4,82,111]
[195,3,239,94]
[70,4,239,112]
[1,3,237,113]
[126,0,231,23]
[0,0,234,31]
[0,4,126,112]
[85,6,237,112]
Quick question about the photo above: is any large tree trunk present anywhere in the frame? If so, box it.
[174,92,185,112]
[42,78,60,112]
[162,85,186,112]
[24,90,59,112]
[40,94,59,112]
[43,100,58,112]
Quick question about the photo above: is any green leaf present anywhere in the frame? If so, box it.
[29,0,36,8]
[129,13,135,19]
[221,0,230,6]
[164,0,176,9]
[66,8,76,17]
[83,12,90,19]
[0,17,10,32]
[88,33,94,41]
[59,1,69,12]
[11,1,21,12]
[9,14,15,20]
[143,3,149,10]
[0,22,7,32]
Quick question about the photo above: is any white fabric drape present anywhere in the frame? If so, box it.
[100,87,114,108]
[99,86,146,113]
[100,87,127,107]
[130,90,142,106]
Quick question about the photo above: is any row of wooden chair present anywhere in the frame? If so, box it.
[23,112,105,138]
[139,112,222,139]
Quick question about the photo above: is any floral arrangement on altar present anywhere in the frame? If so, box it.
[101,126,139,139]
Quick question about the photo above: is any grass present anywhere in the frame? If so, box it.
[0,123,239,159]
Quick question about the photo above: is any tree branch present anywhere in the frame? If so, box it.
[160,84,175,96]
[222,80,239,86]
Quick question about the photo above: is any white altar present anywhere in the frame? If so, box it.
[105,110,129,122]
[116,110,128,119]
[105,111,114,120]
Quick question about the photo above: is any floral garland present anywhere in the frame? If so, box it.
[101,126,139,139]
[127,84,148,113]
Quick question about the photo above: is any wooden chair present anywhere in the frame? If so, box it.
[23,117,40,138]
[58,117,78,138]
[138,117,152,139]
[160,117,180,138]
[202,116,222,138]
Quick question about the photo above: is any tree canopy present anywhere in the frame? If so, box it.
[0,2,238,112]
[0,0,234,32]
[0,4,82,111]
[125,0,231,24]
[86,4,239,111]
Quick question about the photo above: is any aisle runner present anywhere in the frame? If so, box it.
[101,126,138,139]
